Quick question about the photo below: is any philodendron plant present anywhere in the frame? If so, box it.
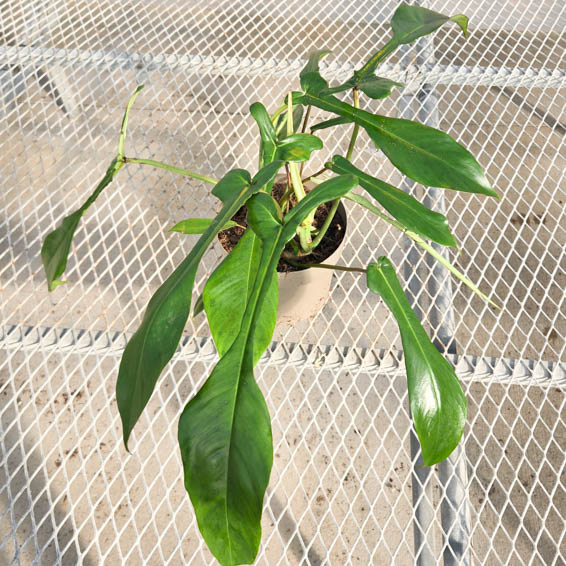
[41,4,500,565]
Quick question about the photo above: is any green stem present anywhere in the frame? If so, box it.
[310,197,340,250]
[299,105,312,176]
[123,157,218,185]
[117,85,144,158]
[286,92,293,137]
[307,88,361,252]
[302,167,328,184]
[345,88,360,161]
[286,260,365,274]
[300,105,312,133]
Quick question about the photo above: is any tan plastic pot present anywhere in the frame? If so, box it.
[276,201,347,325]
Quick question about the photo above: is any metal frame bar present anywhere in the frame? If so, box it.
[1,45,565,89]
[3,325,564,386]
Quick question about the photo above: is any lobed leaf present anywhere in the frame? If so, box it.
[367,258,467,465]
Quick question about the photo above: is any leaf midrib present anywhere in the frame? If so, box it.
[222,224,283,556]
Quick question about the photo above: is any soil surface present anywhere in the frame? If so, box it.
[218,180,346,272]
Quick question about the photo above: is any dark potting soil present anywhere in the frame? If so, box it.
[218,180,346,272]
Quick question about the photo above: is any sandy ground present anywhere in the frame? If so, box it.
[1,0,565,564]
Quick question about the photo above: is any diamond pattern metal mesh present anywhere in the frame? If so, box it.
[1,0,565,564]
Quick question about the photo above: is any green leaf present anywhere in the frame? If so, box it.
[299,49,331,94]
[41,157,123,291]
[250,102,277,166]
[178,174,357,565]
[357,5,468,80]
[328,156,457,247]
[310,116,353,132]
[366,258,467,465]
[302,92,497,197]
[116,161,282,451]
[390,4,468,45]
[320,76,403,99]
[251,102,322,163]
[358,77,404,99]
[203,229,277,364]
[170,218,239,234]
[275,133,323,162]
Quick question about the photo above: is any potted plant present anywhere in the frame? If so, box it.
[40,4,499,564]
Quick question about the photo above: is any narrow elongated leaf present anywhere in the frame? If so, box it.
[310,116,353,132]
[116,161,282,450]
[302,92,498,197]
[367,257,467,465]
[178,174,357,566]
[203,229,277,364]
[170,218,239,234]
[328,156,457,246]
[299,49,331,94]
[320,76,403,99]
[357,5,468,79]
[41,157,123,291]
[275,133,323,162]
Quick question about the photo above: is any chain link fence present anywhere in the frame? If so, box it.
[1,0,565,564]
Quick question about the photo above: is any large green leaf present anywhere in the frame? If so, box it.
[202,229,277,364]
[116,161,282,450]
[357,5,468,80]
[328,156,457,246]
[178,174,357,566]
[41,158,123,291]
[366,258,467,465]
[301,91,497,197]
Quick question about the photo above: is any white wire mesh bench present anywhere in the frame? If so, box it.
[1,0,565,564]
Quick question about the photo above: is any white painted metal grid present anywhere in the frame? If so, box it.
[1,0,565,564]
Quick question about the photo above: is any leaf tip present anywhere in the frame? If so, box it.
[450,14,469,38]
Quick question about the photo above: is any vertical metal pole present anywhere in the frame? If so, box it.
[418,82,472,566]
[399,45,437,566]
[397,16,473,565]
